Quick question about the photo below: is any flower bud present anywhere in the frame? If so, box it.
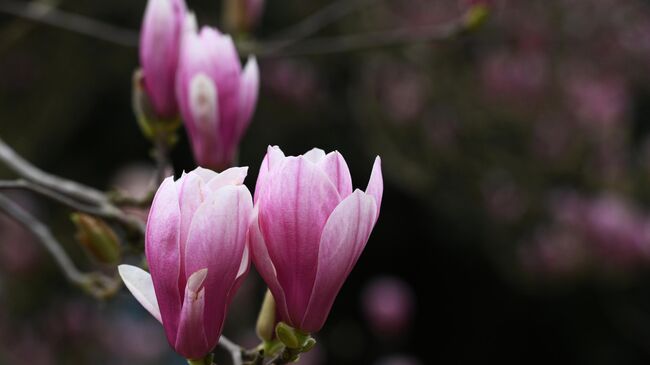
[463,0,491,30]
[139,0,187,119]
[250,147,383,333]
[118,167,253,360]
[132,69,181,141]
[224,0,265,33]
[256,289,277,342]
[176,16,260,171]
[71,213,120,265]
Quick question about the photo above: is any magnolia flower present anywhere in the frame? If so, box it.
[176,15,260,170]
[139,0,187,119]
[361,277,415,338]
[250,146,383,333]
[119,167,253,360]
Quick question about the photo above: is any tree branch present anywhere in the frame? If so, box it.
[0,137,145,235]
[219,335,244,365]
[255,0,380,54]
[0,0,138,47]
[0,179,107,216]
[0,193,120,299]
[0,0,471,58]
[0,137,105,204]
[254,19,466,57]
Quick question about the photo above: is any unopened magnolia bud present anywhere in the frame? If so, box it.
[71,213,120,265]
[256,289,276,341]
[132,69,181,143]
[223,0,264,33]
[463,3,490,30]
[139,0,186,118]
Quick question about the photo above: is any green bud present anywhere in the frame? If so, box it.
[222,0,256,34]
[464,4,490,30]
[71,213,120,265]
[256,290,276,342]
[132,69,180,144]
[301,337,316,353]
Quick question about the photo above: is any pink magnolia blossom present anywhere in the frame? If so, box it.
[176,15,259,170]
[139,0,187,119]
[361,277,415,338]
[118,167,253,360]
[250,146,383,333]
[244,0,265,29]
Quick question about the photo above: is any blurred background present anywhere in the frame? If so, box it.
[4,0,650,363]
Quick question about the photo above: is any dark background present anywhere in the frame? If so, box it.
[3,0,650,364]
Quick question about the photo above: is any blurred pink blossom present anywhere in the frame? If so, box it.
[0,194,42,275]
[564,72,629,130]
[481,171,527,223]
[480,49,547,103]
[361,276,415,338]
[263,59,323,107]
[374,354,422,365]
[2,330,55,365]
[522,192,650,277]
[110,163,158,221]
[102,316,168,362]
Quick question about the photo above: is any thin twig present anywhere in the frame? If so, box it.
[0,193,120,298]
[257,19,466,57]
[0,137,106,204]
[257,0,380,54]
[0,192,84,282]
[152,136,171,185]
[0,0,138,47]
[0,0,469,57]
[0,137,145,234]
[0,179,106,216]
[218,335,244,365]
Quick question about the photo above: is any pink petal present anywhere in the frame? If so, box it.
[145,176,182,345]
[191,167,219,182]
[227,243,251,305]
[301,190,377,332]
[118,264,162,323]
[205,166,249,191]
[366,156,383,222]
[303,148,326,163]
[249,207,291,323]
[253,146,285,203]
[257,156,341,325]
[184,185,253,346]
[175,269,209,359]
[177,171,206,291]
[236,56,260,139]
[317,151,353,198]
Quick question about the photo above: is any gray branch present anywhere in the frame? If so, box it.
[0,193,120,298]
[0,138,145,234]
[0,0,138,47]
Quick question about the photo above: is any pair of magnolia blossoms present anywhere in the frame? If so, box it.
[139,0,259,170]
[119,147,383,361]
